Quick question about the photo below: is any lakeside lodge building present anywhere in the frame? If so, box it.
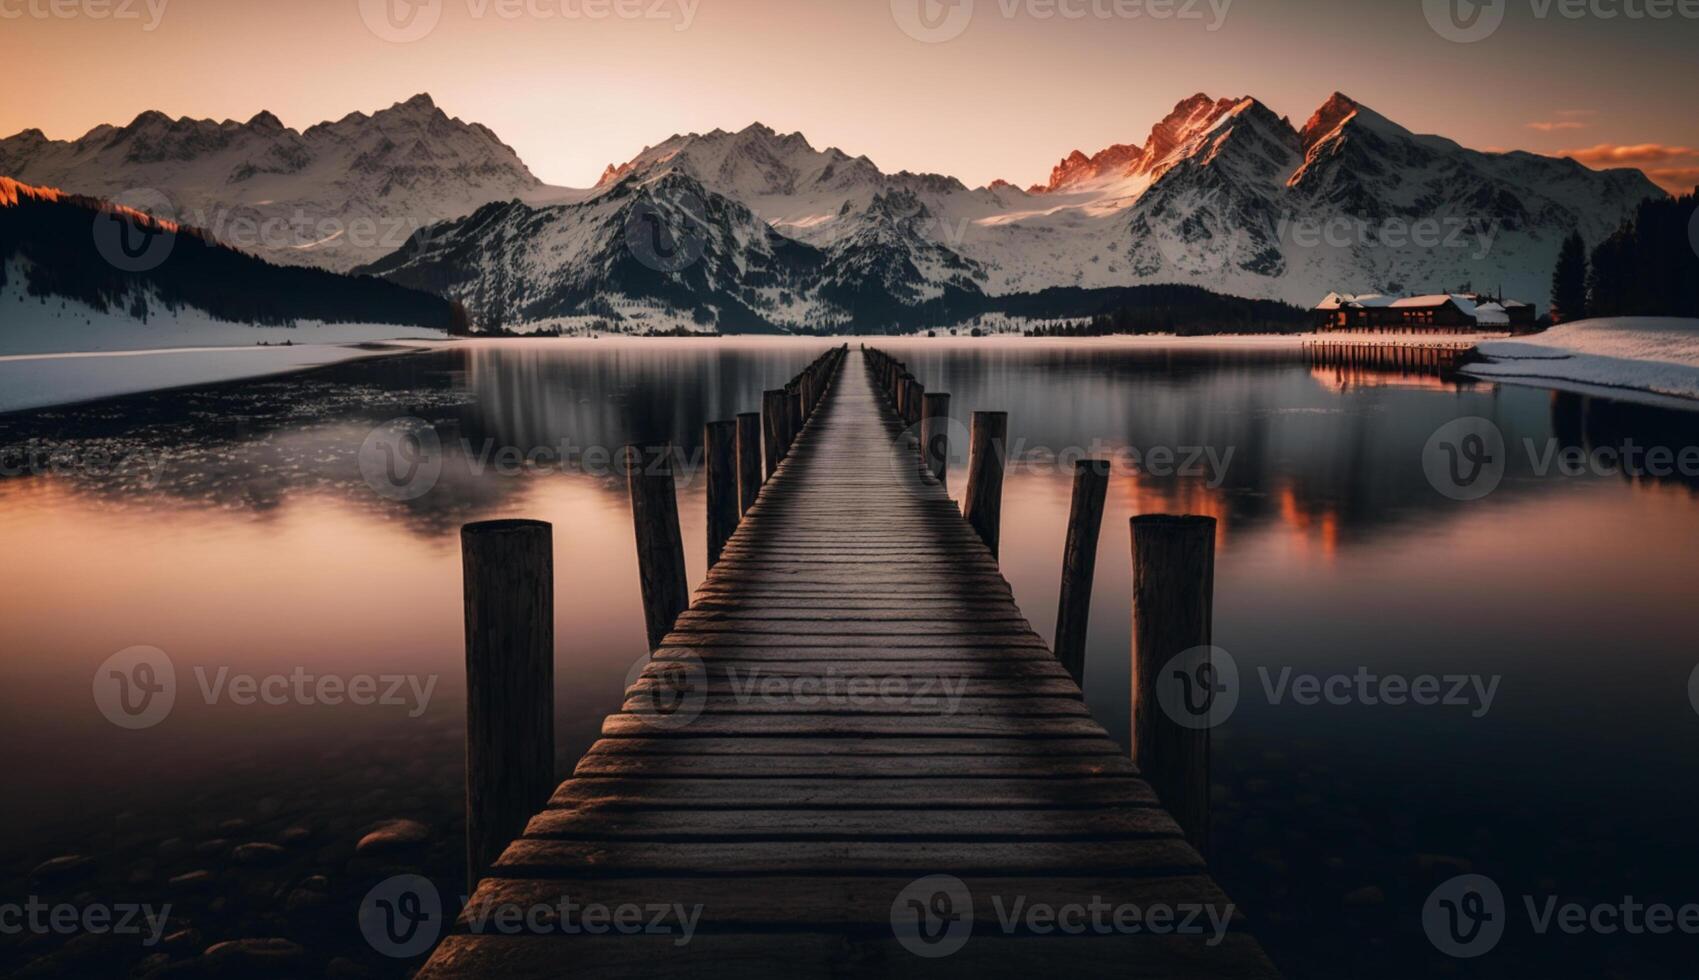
[1313,292,1535,333]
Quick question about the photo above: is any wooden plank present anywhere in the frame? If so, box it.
[618,695,1091,716]
[571,753,1140,779]
[576,737,1123,758]
[548,778,1159,809]
[421,934,1280,980]
[453,874,1240,930]
[523,807,1184,841]
[599,714,1112,740]
[418,348,1274,979]
[491,838,1206,876]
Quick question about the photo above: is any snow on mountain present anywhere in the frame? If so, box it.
[4,92,1666,331]
[0,94,558,272]
[360,170,825,333]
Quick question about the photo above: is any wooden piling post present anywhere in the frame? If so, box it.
[705,421,738,567]
[788,388,804,448]
[920,392,951,486]
[624,444,689,650]
[1129,514,1217,856]
[761,389,787,478]
[906,378,926,428]
[736,412,761,515]
[460,519,554,890]
[1054,458,1111,686]
[963,411,1009,558]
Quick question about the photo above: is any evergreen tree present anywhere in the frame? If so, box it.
[1550,231,1588,323]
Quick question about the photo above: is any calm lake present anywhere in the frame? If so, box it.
[2,337,1697,977]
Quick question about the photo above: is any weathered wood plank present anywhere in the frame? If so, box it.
[418,347,1273,979]
[572,752,1140,778]
[491,838,1206,876]
[453,874,1239,931]
[421,933,1280,980]
[548,777,1158,809]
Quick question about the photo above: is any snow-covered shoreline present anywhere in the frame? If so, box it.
[0,342,438,415]
[1461,317,1699,408]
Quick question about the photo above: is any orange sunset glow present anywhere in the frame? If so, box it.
[3,0,1695,192]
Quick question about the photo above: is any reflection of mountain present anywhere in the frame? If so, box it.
[885,344,1698,546]
[1,341,1692,544]
[0,343,833,534]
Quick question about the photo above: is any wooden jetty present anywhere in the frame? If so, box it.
[425,348,1277,978]
[1301,338,1475,375]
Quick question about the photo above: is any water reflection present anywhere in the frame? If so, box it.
[2,338,1697,980]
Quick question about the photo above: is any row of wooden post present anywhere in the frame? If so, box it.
[456,345,847,890]
[1302,340,1469,374]
[859,347,1218,855]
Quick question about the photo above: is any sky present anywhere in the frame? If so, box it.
[1,0,1696,193]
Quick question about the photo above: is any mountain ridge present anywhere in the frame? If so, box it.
[2,91,1668,331]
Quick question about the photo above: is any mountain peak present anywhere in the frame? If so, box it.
[246,110,284,130]
[1299,92,1362,152]
[127,109,173,129]
[395,93,438,111]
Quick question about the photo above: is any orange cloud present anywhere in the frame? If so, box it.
[1561,143,1697,167]
[1526,121,1585,132]
[1645,168,1699,195]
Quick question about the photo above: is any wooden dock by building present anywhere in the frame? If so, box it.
[421,349,1278,978]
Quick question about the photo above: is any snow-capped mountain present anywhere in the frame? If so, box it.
[0,94,559,272]
[3,92,1665,330]
[361,171,825,332]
